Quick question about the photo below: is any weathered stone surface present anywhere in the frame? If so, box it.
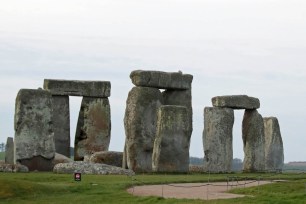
[0,163,29,173]
[162,89,193,136]
[14,89,55,171]
[124,87,163,172]
[264,117,284,171]
[52,96,70,157]
[75,97,111,161]
[152,105,190,173]
[122,143,128,169]
[242,109,265,172]
[212,95,260,109]
[203,107,234,173]
[52,153,72,165]
[130,70,193,89]
[44,79,111,97]
[5,137,14,164]
[88,151,123,167]
[53,161,134,175]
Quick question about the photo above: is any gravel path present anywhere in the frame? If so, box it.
[127,180,272,200]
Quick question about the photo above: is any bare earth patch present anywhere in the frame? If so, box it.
[127,180,272,200]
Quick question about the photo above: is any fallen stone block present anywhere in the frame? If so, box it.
[0,163,29,173]
[52,95,70,157]
[52,153,72,166]
[87,151,123,167]
[53,161,135,175]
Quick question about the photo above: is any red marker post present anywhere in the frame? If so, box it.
[74,172,82,181]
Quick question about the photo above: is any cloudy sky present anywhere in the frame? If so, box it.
[0,0,305,162]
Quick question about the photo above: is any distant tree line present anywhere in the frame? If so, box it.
[189,156,243,171]
[0,142,5,152]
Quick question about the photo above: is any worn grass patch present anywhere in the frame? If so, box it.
[0,172,305,204]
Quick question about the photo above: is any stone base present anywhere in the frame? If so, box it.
[18,156,55,171]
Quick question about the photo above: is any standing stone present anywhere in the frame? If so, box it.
[14,89,55,171]
[75,97,111,161]
[203,107,234,173]
[124,87,163,172]
[122,143,128,169]
[242,109,265,172]
[5,137,14,164]
[52,96,70,157]
[264,117,284,171]
[162,89,193,136]
[152,105,190,173]
[212,95,260,109]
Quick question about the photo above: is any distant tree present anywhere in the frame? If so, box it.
[0,142,5,152]
[232,158,243,171]
[189,157,205,165]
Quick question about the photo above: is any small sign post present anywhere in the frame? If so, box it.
[74,172,82,181]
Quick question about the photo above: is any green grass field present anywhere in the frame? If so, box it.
[0,172,305,204]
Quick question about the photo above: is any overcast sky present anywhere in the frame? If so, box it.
[0,0,305,162]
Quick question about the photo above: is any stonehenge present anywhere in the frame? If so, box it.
[124,70,193,173]
[13,79,111,171]
[203,95,284,172]
[43,79,111,161]
[10,70,284,173]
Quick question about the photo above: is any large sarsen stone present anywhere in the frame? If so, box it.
[14,89,55,171]
[264,117,284,171]
[152,105,190,173]
[124,87,163,172]
[75,97,111,161]
[242,109,265,172]
[203,107,234,173]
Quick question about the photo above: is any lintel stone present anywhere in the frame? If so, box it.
[212,95,260,109]
[43,79,111,97]
[130,70,193,89]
